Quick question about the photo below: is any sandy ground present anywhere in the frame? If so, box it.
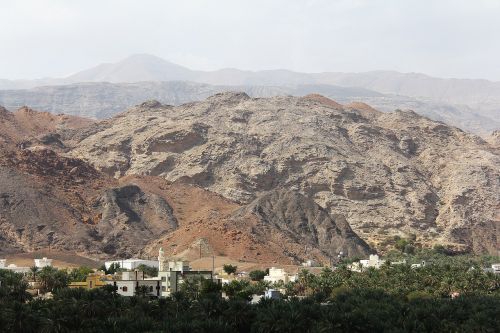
[3,249,102,269]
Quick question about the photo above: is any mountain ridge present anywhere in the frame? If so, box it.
[64,93,499,255]
[1,81,497,137]
[0,100,373,262]
[1,54,498,137]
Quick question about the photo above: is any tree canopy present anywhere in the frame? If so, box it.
[223,264,237,275]
[0,252,498,332]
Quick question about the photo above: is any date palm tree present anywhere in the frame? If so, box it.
[29,266,39,282]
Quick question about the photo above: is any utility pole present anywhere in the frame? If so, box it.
[212,256,215,275]
[199,243,202,259]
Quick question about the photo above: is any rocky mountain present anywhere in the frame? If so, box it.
[0,82,380,119]
[0,105,93,149]
[0,103,371,262]
[1,81,497,136]
[66,54,195,83]
[340,95,500,138]
[1,54,498,136]
[233,189,371,259]
[65,93,499,255]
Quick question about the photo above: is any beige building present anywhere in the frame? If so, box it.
[156,247,213,296]
[264,267,296,284]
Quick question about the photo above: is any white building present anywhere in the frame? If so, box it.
[491,264,500,274]
[0,258,54,273]
[34,257,53,268]
[263,267,296,284]
[104,259,159,270]
[3,264,30,274]
[122,271,144,280]
[349,254,385,272]
[107,271,162,297]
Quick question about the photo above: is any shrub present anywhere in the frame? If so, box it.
[223,264,237,275]
[249,270,266,281]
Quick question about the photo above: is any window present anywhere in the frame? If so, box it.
[161,277,166,282]
[149,286,153,292]
[122,286,128,292]
[162,286,166,291]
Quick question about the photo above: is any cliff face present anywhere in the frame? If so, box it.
[67,93,499,254]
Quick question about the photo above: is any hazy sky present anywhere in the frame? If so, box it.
[1,0,500,80]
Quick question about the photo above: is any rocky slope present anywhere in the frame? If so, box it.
[0,105,371,262]
[0,149,179,258]
[233,189,370,258]
[130,176,370,264]
[67,93,499,255]
[0,105,93,150]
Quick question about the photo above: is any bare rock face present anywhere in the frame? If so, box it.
[0,104,373,262]
[68,93,499,254]
[90,185,178,256]
[0,149,178,258]
[234,189,371,258]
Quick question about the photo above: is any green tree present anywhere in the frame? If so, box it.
[0,269,31,302]
[180,276,221,300]
[136,264,158,278]
[223,264,237,275]
[247,280,270,295]
[249,270,266,281]
[394,238,409,252]
[29,266,39,282]
[222,280,253,300]
[37,267,69,293]
[69,266,94,282]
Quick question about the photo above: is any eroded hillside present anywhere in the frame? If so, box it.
[0,104,371,263]
[67,93,499,254]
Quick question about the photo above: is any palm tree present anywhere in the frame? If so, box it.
[30,266,39,282]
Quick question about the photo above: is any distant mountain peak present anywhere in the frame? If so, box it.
[118,53,188,67]
[66,54,193,83]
